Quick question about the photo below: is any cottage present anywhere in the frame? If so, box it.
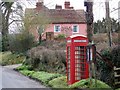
[25,1,87,41]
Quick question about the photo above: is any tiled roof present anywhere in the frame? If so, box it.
[47,9,86,23]
[25,7,86,24]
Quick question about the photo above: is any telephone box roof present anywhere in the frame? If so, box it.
[70,34,87,38]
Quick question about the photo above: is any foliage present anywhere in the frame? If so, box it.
[57,34,66,39]
[111,45,120,67]
[48,76,69,88]
[20,70,35,77]
[96,46,120,88]
[0,36,2,51]
[96,48,113,87]
[70,79,111,89]
[24,45,66,74]
[1,35,9,51]
[17,67,62,86]
[9,30,36,54]
[0,51,25,66]
[0,1,23,51]
[31,71,62,85]
[24,10,51,43]
[94,18,120,34]
[16,65,33,71]
[39,41,66,50]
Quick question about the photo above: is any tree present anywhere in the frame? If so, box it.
[0,1,14,51]
[24,10,51,43]
[94,18,119,34]
[0,1,23,51]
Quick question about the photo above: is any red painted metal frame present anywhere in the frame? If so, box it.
[66,35,89,85]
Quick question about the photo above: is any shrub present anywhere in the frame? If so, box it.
[57,34,66,39]
[1,35,9,51]
[16,65,33,71]
[39,41,66,50]
[24,46,66,74]
[0,36,2,52]
[111,45,120,67]
[96,46,120,88]
[9,30,36,54]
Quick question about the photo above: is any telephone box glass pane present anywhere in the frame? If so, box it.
[67,46,70,81]
[75,46,86,80]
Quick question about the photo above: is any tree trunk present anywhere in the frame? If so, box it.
[1,9,10,51]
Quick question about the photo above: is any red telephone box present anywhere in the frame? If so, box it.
[66,34,89,85]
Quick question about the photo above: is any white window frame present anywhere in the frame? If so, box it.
[54,25,61,32]
[72,25,79,33]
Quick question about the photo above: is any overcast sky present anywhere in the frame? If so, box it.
[24,0,120,21]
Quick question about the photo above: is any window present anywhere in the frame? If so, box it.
[73,25,79,33]
[54,25,60,32]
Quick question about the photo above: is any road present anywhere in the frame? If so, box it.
[0,64,50,89]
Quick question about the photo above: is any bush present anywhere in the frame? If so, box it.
[9,30,36,54]
[57,34,66,39]
[24,46,66,74]
[111,45,120,67]
[39,41,66,50]
[16,65,33,71]
[0,35,2,52]
[96,46,120,88]
[1,35,9,51]
[96,48,114,87]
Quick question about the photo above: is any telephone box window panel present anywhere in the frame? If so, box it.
[75,46,86,81]
[67,46,70,81]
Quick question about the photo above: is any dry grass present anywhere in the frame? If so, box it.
[93,33,119,51]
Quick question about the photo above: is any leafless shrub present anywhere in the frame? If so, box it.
[25,46,66,74]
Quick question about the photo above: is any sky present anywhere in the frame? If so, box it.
[24,0,120,22]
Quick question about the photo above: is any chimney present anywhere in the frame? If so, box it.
[36,0,44,10]
[64,1,70,9]
[68,7,74,9]
[55,5,62,9]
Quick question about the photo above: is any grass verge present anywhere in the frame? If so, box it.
[0,51,25,66]
[70,79,111,89]
[16,65,63,86]
[17,65,112,89]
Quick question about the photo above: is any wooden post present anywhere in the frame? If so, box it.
[84,0,94,87]
[105,0,112,47]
